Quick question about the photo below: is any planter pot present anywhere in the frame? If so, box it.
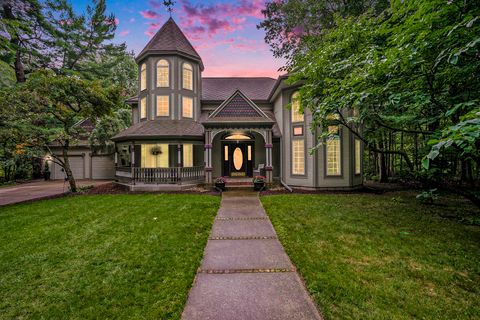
[215,182,226,191]
[253,182,265,191]
[44,172,51,181]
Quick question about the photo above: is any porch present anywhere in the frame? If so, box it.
[115,166,205,185]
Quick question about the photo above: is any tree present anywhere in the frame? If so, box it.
[11,70,121,191]
[89,108,131,153]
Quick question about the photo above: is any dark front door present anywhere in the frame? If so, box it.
[222,142,254,177]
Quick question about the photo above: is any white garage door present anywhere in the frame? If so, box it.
[53,157,84,180]
[91,155,115,179]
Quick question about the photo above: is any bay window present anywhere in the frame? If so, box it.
[292,139,305,175]
[182,96,193,118]
[326,126,341,176]
[156,95,169,117]
[140,63,146,91]
[183,63,193,90]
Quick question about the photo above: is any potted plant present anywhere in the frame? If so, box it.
[253,175,266,191]
[215,177,226,191]
[43,161,51,181]
[150,146,162,155]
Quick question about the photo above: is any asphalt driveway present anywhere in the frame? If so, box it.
[0,180,112,207]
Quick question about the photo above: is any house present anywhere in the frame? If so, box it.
[109,17,363,190]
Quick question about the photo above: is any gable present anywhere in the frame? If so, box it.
[209,90,270,120]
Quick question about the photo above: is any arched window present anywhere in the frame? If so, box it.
[140,63,147,91]
[291,91,304,123]
[156,59,169,87]
[182,63,193,90]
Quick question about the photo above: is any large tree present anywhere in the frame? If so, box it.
[5,70,121,191]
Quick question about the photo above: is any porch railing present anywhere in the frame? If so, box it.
[132,166,205,184]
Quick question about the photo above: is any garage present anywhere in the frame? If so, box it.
[91,155,115,179]
[52,156,85,180]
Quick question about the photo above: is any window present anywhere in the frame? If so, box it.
[156,95,169,117]
[156,59,169,87]
[326,126,341,176]
[141,144,169,168]
[293,126,303,136]
[291,91,304,123]
[224,145,228,161]
[292,139,305,175]
[183,144,193,167]
[183,63,193,90]
[225,134,251,140]
[140,96,147,119]
[182,96,193,118]
[355,139,361,175]
[248,145,252,161]
[140,63,147,91]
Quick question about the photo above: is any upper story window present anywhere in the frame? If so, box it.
[156,59,169,87]
[140,63,147,91]
[182,96,193,118]
[182,63,193,90]
[291,91,304,123]
[140,96,147,119]
[156,95,169,117]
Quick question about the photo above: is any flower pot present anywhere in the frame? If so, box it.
[253,181,265,191]
[215,182,226,191]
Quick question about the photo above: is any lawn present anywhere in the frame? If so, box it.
[0,194,220,319]
[261,192,480,320]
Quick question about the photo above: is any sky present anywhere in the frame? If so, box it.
[70,0,286,77]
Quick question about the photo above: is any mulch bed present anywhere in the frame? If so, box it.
[85,182,221,196]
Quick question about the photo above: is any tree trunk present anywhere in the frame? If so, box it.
[2,3,26,83]
[62,144,77,192]
[378,138,388,183]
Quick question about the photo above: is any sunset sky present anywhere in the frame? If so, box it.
[71,0,285,77]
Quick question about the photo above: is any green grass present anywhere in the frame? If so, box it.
[261,192,480,320]
[0,194,220,319]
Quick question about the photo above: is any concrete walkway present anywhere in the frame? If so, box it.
[0,180,111,206]
[182,190,322,320]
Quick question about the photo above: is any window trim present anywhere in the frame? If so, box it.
[290,91,304,123]
[354,138,362,175]
[182,96,194,119]
[140,63,147,92]
[290,138,306,177]
[140,96,147,120]
[324,126,343,178]
[182,62,193,91]
[156,59,170,88]
[155,94,170,118]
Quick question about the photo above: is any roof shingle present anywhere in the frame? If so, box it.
[111,119,204,141]
[202,77,276,101]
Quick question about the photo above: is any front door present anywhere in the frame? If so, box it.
[222,142,253,177]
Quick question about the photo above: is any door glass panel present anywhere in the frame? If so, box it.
[248,145,252,161]
[233,147,243,170]
[224,146,228,161]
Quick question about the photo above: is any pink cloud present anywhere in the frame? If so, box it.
[119,30,130,36]
[140,10,159,19]
[145,22,161,37]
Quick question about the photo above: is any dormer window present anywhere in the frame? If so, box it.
[182,63,193,90]
[140,63,147,91]
[291,91,304,123]
[156,59,169,87]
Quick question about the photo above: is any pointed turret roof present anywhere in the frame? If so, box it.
[136,18,203,70]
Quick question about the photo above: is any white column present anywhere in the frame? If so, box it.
[177,144,182,167]
[265,129,273,183]
[205,130,213,183]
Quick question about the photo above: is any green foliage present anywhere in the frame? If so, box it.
[89,108,131,153]
[416,188,439,203]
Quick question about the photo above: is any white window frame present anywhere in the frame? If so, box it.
[156,95,169,117]
[182,63,193,90]
[182,96,193,118]
[156,59,169,88]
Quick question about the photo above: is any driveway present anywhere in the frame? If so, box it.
[0,180,112,207]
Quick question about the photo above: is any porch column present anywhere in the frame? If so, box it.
[265,129,273,183]
[177,144,182,167]
[205,130,213,184]
[130,142,135,185]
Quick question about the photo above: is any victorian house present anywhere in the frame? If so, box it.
[108,18,363,190]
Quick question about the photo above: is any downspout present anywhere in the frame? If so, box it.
[281,179,293,192]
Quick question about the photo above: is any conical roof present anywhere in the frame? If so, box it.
[136,17,203,70]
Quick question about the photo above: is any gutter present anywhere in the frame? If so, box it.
[281,180,293,192]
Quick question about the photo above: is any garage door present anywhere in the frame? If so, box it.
[53,157,85,180]
[91,155,115,179]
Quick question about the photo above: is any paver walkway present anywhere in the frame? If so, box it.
[182,190,322,320]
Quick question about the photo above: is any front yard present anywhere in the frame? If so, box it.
[262,192,480,320]
[0,194,220,319]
